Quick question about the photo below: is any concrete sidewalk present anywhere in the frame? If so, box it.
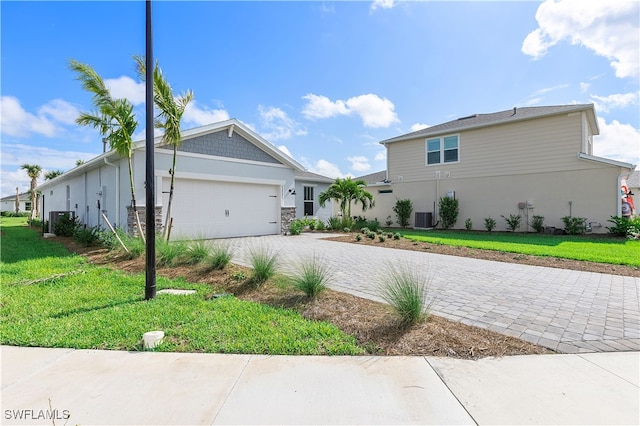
[2,346,638,425]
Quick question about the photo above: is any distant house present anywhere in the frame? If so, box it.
[294,171,335,223]
[36,119,333,239]
[355,104,636,233]
[0,192,31,214]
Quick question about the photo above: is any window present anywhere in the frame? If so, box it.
[426,135,459,165]
[303,186,314,216]
[25,201,32,211]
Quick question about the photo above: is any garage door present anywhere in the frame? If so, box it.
[163,178,280,239]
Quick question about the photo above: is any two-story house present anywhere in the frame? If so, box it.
[358,104,636,233]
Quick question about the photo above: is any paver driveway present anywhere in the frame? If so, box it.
[220,233,640,353]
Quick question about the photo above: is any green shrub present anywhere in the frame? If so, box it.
[439,197,459,230]
[378,235,386,242]
[531,215,545,233]
[52,213,79,237]
[74,226,100,247]
[360,227,370,235]
[501,214,522,232]
[367,231,376,239]
[606,216,640,238]
[327,216,343,230]
[290,256,331,298]
[355,233,362,242]
[249,247,279,286]
[378,264,430,325]
[366,219,380,232]
[185,240,210,264]
[386,232,393,238]
[385,215,393,227]
[156,239,188,267]
[393,199,413,228]
[208,244,233,270]
[289,219,304,235]
[562,216,587,235]
[464,218,472,231]
[314,219,325,231]
[393,233,401,240]
[484,217,496,232]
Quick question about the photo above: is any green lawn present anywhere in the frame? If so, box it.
[398,229,640,267]
[0,217,362,355]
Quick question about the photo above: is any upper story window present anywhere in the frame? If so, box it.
[426,135,459,165]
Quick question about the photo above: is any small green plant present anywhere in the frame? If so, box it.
[355,233,362,242]
[360,227,370,235]
[52,213,79,237]
[386,232,393,238]
[393,233,401,240]
[185,240,210,264]
[385,215,393,227]
[531,215,545,233]
[231,270,246,281]
[501,214,522,232]
[367,231,376,240]
[156,239,188,267]
[74,226,100,247]
[484,217,496,232]
[314,220,325,231]
[378,235,386,243]
[393,199,413,228]
[562,216,587,235]
[464,218,473,231]
[378,263,430,325]
[327,216,342,230]
[208,244,233,270]
[342,227,352,233]
[289,255,332,298]
[439,196,459,229]
[248,247,279,286]
[289,219,304,235]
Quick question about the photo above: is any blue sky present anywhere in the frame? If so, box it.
[2,0,639,197]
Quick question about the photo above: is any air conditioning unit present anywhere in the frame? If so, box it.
[49,211,75,234]
[415,212,433,229]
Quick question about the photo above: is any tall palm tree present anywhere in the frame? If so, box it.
[135,55,194,240]
[69,59,144,239]
[44,170,64,180]
[21,164,42,221]
[319,177,375,225]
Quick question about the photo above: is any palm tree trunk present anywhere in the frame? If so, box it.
[127,156,145,242]
[162,145,178,241]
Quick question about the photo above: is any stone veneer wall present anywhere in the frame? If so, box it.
[127,206,163,236]
[281,207,296,235]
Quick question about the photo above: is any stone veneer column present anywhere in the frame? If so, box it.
[127,206,163,236]
[281,207,296,235]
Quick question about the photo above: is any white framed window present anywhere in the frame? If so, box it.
[426,134,459,165]
[25,201,32,211]
[303,186,314,216]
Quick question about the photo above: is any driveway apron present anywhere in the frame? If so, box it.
[219,234,640,354]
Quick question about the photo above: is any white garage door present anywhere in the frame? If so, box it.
[164,178,280,239]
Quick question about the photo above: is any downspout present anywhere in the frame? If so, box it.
[104,157,120,227]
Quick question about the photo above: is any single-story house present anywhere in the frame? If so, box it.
[0,191,32,214]
[294,170,334,223]
[37,119,333,239]
[354,104,636,233]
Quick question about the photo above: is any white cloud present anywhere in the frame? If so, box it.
[301,94,349,119]
[277,145,293,158]
[579,82,591,93]
[410,122,430,132]
[590,92,639,113]
[374,151,386,161]
[348,156,371,173]
[371,0,395,12]
[258,105,307,141]
[301,93,399,128]
[38,99,80,125]
[308,159,344,179]
[522,0,640,78]
[105,76,146,105]
[593,118,640,166]
[183,101,230,127]
[0,96,61,137]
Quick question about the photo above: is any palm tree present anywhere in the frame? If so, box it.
[319,177,375,226]
[69,59,144,239]
[44,170,64,180]
[75,159,85,166]
[134,55,194,240]
[21,164,41,221]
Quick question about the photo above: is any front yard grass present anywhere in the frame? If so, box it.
[398,229,640,267]
[0,218,361,355]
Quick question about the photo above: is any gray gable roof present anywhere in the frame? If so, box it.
[381,104,598,144]
[295,170,334,183]
[355,170,388,185]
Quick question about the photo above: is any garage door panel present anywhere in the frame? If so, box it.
[164,178,280,239]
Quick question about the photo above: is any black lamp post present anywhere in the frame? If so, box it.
[145,0,156,300]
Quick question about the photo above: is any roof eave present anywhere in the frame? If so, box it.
[578,152,635,169]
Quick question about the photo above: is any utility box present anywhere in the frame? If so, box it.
[415,212,433,228]
[49,211,75,234]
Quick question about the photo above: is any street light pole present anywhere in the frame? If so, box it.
[144,0,156,300]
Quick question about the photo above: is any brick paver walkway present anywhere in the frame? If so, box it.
[220,233,640,353]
